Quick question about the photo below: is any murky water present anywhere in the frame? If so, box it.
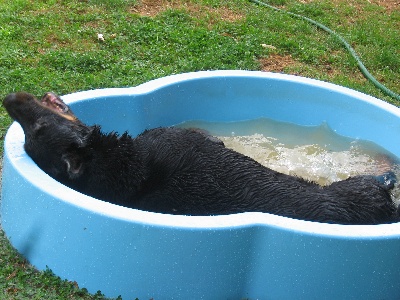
[177,118,400,203]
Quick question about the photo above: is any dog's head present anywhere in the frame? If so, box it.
[3,92,92,180]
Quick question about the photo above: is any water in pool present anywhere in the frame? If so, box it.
[177,118,400,204]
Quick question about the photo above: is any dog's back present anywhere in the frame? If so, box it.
[129,127,398,224]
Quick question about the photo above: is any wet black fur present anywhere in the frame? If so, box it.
[4,92,399,224]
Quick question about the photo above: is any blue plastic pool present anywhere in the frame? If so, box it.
[2,71,400,299]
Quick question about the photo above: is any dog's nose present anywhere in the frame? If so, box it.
[3,92,35,109]
[3,93,18,108]
[3,92,38,123]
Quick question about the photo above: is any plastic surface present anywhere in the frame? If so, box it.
[2,71,400,299]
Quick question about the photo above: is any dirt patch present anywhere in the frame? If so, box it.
[259,53,368,86]
[370,0,400,12]
[299,0,399,12]
[130,0,175,17]
[130,0,244,22]
[259,54,301,73]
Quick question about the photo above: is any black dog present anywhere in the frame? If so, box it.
[3,92,399,224]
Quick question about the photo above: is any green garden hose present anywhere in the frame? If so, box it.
[249,0,400,102]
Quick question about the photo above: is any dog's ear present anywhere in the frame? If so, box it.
[62,127,93,179]
[62,149,84,179]
[32,117,48,134]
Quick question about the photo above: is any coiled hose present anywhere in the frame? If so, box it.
[249,0,400,102]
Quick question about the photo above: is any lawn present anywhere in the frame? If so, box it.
[0,0,399,298]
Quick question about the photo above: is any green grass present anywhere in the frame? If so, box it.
[0,0,399,298]
[0,230,120,300]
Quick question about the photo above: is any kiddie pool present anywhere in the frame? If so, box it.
[2,71,400,299]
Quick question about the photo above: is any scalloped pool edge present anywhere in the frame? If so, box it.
[2,71,400,299]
